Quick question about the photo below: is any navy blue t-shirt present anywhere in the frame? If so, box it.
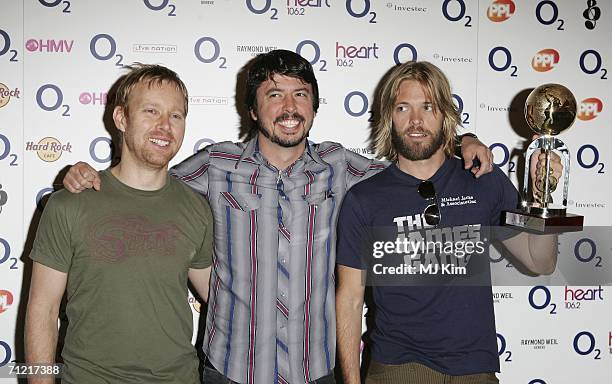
[336,157,519,376]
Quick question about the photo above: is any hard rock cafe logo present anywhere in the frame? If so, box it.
[26,137,73,162]
[189,296,202,313]
[0,83,21,108]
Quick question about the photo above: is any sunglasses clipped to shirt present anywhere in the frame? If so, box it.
[418,180,441,227]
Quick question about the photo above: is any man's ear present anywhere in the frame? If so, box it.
[113,106,127,133]
[250,108,258,121]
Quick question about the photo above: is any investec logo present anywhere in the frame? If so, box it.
[578,98,603,121]
[26,137,73,162]
[25,38,74,53]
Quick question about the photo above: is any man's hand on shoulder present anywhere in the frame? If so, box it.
[460,135,494,178]
[63,162,101,193]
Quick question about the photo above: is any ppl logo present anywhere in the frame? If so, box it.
[583,0,601,30]
[0,290,13,314]
[25,38,74,53]
[26,137,73,162]
[79,92,107,105]
[0,83,20,108]
[532,49,559,72]
[578,98,603,121]
[487,0,515,22]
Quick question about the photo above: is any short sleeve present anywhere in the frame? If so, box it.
[336,189,370,270]
[344,148,388,190]
[189,194,214,269]
[29,191,77,273]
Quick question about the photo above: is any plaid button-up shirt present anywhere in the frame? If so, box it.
[171,137,385,384]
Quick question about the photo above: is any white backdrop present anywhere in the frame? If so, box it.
[0,1,610,383]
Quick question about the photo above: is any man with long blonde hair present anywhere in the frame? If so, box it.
[336,61,559,384]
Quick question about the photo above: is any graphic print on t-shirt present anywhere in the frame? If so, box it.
[86,215,181,263]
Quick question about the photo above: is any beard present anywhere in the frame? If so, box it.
[391,126,445,161]
[258,113,310,148]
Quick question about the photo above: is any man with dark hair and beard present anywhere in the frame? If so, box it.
[335,61,559,384]
[62,51,495,384]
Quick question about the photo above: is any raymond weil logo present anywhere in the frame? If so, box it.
[26,137,73,162]
[521,337,559,350]
[0,290,13,314]
[0,83,20,108]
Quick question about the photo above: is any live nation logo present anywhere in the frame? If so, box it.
[26,137,73,162]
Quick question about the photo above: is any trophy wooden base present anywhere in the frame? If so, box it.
[504,210,584,233]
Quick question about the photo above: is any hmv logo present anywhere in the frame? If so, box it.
[26,39,74,53]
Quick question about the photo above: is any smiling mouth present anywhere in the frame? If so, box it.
[149,138,170,147]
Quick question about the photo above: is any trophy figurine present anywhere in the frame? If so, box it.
[504,84,584,232]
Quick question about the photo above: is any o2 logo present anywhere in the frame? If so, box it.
[0,29,19,62]
[574,238,603,268]
[0,238,18,270]
[246,0,279,20]
[535,0,565,30]
[296,40,327,72]
[576,144,605,174]
[442,0,473,27]
[531,49,559,72]
[193,138,216,154]
[89,137,112,164]
[583,0,600,30]
[489,247,513,268]
[36,84,71,117]
[579,50,607,80]
[393,43,417,65]
[451,94,470,125]
[345,0,377,24]
[36,188,54,211]
[573,331,602,360]
[38,0,71,13]
[487,0,515,22]
[497,333,513,362]
[488,47,517,77]
[90,34,124,67]
[0,341,11,367]
[0,134,19,166]
[344,91,370,119]
[578,98,603,121]
[489,143,516,173]
[143,0,176,16]
[194,37,227,69]
[528,285,557,315]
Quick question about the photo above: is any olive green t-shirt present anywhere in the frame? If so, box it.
[30,170,213,384]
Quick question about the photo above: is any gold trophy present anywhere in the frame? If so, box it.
[504,84,584,232]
